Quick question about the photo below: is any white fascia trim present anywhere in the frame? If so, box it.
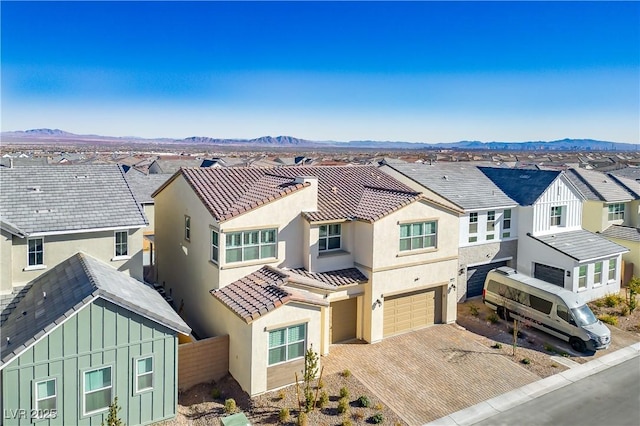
[464,205,519,213]
[0,298,96,372]
[29,224,146,237]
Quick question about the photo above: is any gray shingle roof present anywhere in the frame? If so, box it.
[566,169,634,202]
[529,230,629,262]
[609,167,640,181]
[160,165,420,223]
[386,163,516,210]
[125,172,172,205]
[608,174,640,199]
[479,167,561,206]
[0,165,148,235]
[601,225,640,243]
[1,253,190,367]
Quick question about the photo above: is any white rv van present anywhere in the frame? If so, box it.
[483,267,611,352]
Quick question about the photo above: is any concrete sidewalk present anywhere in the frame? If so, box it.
[426,342,640,426]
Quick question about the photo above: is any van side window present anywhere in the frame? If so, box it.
[530,295,553,314]
[557,304,573,324]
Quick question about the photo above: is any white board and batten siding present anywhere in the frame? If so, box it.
[532,176,582,236]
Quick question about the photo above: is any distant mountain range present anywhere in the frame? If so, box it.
[2,129,638,151]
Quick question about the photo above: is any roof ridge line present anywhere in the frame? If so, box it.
[607,173,640,198]
[118,164,149,225]
[570,169,607,201]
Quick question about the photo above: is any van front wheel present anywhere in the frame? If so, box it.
[570,337,587,353]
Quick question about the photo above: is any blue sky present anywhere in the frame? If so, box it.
[2,1,639,143]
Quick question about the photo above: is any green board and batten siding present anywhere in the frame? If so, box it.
[2,298,178,426]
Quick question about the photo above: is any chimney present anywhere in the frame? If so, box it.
[294,176,318,212]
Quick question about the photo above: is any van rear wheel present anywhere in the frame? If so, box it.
[570,337,587,353]
[497,307,506,320]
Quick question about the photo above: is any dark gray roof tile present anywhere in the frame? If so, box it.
[530,230,629,262]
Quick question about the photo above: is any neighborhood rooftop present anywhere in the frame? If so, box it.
[0,164,148,235]
[156,165,421,223]
[528,229,629,262]
[386,162,517,210]
[1,252,190,367]
[601,225,640,243]
[125,171,172,205]
[478,167,564,206]
[566,168,636,202]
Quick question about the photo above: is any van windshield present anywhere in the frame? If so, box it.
[571,305,598,327]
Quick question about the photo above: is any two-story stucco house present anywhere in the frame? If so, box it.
[566,168,640,282]
[1,252,190,426]
[479,167,628,302]
[153,165,461,395]
[0,165,149,318]
[380,162,520,300]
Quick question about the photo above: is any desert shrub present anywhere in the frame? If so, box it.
[339,387,350,399]
[317,379,325,389]
[277,389,286,400]
[550,363,559,368]
[342,369,352,378]
[373,402,383,411]
[317,390,329,408]
[487,312,500,324]
[357,395,371,408]
[599,314,618,325]
[628,277,640,312]
[279,408,290,422]
[224,398,236,413]
[592,299,604,308]
[337,397,349,414]
[297,411,308,426]
[491,342,502,349]
[521,358,531,365]
[605,294,622,307]
[620,304,630,316]
[369,413,384,424]
[352,410,365,421]
[543,343,556,353]
[211,387,221,399]
[342,419,353,426]
[469,304,479,317]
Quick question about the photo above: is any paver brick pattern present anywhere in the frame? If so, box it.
[323,324,539,426]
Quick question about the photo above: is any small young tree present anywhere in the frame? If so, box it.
[101,397,124,426]
[627,276,640,313]
[302,345,319,412]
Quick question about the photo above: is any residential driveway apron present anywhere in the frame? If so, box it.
[322,324,539,426]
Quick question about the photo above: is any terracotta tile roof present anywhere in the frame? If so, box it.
[211,266,327,323]
[290,268,367,287]
[171,165,419,223]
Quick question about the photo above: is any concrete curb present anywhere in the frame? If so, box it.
[425,342,640,426]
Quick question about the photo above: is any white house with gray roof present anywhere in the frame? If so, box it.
[0,165,148,316]
[380,162,519,300]
[480,167,628,302]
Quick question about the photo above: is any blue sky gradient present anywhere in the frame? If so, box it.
[2,1,639,143]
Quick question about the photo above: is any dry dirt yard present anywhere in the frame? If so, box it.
[157,291,640,426]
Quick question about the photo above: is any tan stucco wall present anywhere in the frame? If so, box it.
[606,237,640,280]
[1,229,13,294]
[9,228,143,287]
[582,201,608,233]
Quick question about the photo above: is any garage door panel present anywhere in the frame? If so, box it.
[383,288,439,337]
[533,263,565,287]
[467,261,508,298]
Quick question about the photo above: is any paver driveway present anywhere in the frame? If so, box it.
[322,324,540,426]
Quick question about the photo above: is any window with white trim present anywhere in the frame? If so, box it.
[34,378,57,412]
[268,323,306,365]
[578,265,587,290]
[319,224,341,252]
[486,211,496,240]
[607,203,625,221]
[550,206,564,227]
[28,237,44,266]
[211,229,219,262]
[468,213,478,243]
[502,209,512,238]
[83,366,112,415]
[185,216,191,241]
[608,259,616,281]
[226,229,277,263]
[399,221,437,251]
[114,231,128,257]
[135,356,153,393]
[594,262,602,286]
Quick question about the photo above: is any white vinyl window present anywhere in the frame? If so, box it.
[184,216,191,241]
[578,266,587,290]
[114,231,128,257]
[608,259,616,282]
[83,366,112,415]
[135,356,153,393]
[550,206,563,227]
[28,237,44,266]
[225,229,277,263]
[502,209,512,238]
[34,378,57,412]
[486,211,496,240]
[607,203,625,221]
[319,224,341,252]
[594,262,602,286]
[211,229,219,262]
[399,221,437,251]
[268,324,306,365]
